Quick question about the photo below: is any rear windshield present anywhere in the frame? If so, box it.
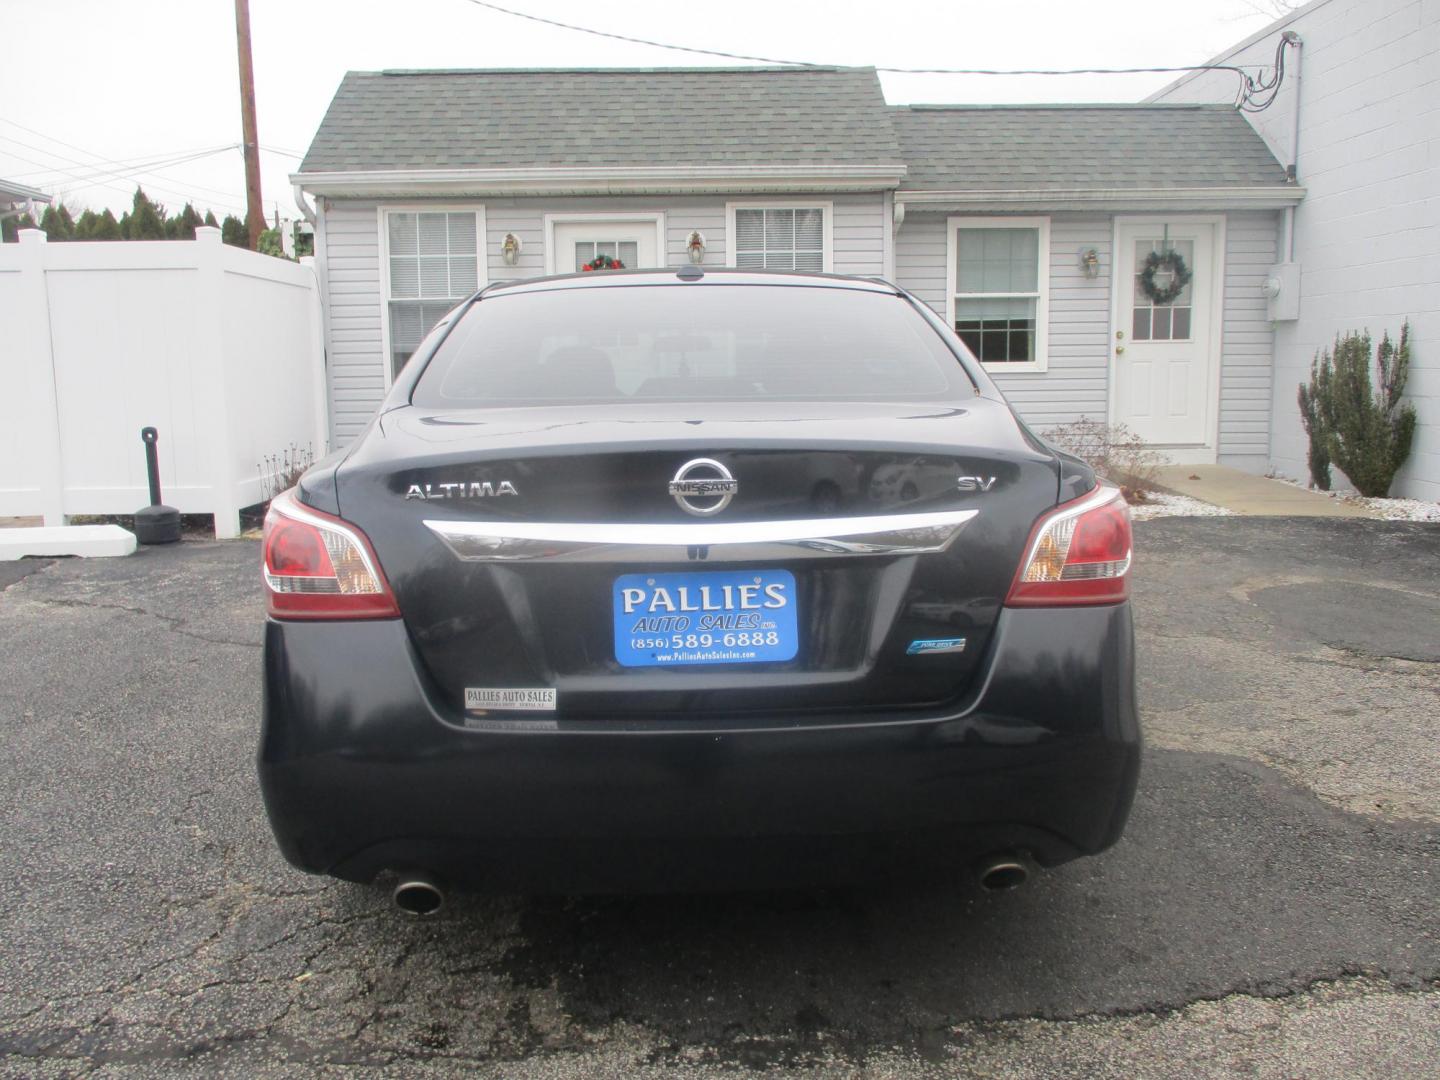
[411,284,974,407]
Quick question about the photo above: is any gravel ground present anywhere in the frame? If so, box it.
[1,518,1437,1077]
[1127,492,1236,521]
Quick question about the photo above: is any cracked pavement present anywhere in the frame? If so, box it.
[1,518,1437,1077]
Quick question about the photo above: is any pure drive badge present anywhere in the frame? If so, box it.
[465,688,557,712]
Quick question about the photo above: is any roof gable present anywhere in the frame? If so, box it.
[299,66,904,175]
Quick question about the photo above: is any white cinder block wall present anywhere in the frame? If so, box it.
[1152,0,1440,499]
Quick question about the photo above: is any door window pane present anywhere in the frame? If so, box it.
[574,239,639,271]
[1131,238,1194,342]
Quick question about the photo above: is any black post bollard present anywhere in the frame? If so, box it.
[134,427,182,544]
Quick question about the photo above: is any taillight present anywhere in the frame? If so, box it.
[1006,484,1132,607]
[262,489,399,619]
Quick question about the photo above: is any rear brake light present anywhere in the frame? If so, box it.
[1006,484,1132,607]
[262,489,399,619]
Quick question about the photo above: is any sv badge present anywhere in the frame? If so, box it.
[956,475,998,492]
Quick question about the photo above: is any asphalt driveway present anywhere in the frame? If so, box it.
[1,518,1437,1077]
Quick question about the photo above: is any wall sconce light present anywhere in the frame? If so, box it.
[686,230,706,265]
[500,232,523,266]
[1079,247,1100,279]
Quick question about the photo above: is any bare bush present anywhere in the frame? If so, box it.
[1043,418,1167,502]
[259,443,315,502]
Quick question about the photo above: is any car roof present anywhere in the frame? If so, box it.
[482,268,902,297]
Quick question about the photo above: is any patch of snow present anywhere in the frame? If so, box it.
[1266,474,1440,522]
[1127,493,1237,521]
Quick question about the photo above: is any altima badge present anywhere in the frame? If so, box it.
[405,481,518,500]
[668,458,738,516]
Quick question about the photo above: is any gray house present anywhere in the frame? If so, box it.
[294,66,1303,472]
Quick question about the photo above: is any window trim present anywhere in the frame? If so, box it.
[541,212,668,276]
[725,200,834,274]
[945,215,1050,374]
[377,203,488,390]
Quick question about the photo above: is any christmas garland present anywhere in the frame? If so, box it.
[1139,249,1192,305]
[581,254,624,272]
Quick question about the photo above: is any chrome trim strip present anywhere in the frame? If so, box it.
[424,509,979,563]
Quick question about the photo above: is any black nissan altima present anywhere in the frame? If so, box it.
[259,268,1139,912]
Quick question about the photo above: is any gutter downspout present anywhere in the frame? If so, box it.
[1283,30,1303,261]
[292,183,316,225]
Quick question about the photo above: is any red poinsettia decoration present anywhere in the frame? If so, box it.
[581,253,624,272]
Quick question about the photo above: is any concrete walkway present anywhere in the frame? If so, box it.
[1152,465,1373,517]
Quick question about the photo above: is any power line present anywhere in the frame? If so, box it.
[0,135,239,190]
[457,0,1288,108]
[1,146,249,217]
[5,144,236,182]
[0,119,249,211]
[458,0,819,66]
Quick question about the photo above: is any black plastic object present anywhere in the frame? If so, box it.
[134,427,181,544]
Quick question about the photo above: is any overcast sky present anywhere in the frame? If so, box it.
[0,0,1288,221]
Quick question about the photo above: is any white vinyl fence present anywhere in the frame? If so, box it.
[0,226,328,538]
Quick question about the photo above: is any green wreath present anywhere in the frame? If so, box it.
[582,253,624,272]
[1139,249,1193,305]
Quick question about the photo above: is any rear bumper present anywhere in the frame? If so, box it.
[258,605,1140,890]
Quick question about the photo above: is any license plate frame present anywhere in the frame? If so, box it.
[613,569,799,667]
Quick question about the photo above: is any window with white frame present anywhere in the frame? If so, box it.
[730,205,828,271]
[384,210,480,379]
[947,217,1050,371]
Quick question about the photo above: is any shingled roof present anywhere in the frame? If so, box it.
[296,67,1294,199]
[891,103,1291,190]
[299,66,904,174]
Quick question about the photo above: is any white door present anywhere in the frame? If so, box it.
[551,221,660,274]
[1113,222,1218,451]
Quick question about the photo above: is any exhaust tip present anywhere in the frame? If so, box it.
[393,876,445,916]
[977,855,1030,893]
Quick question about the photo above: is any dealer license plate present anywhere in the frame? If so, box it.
[613,569,799,667]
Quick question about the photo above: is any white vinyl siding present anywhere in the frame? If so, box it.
[897,212,1112,428]
[1218,209,1279,467]
[381,208,483,381]
[317,193,885,445]
[897,209,1282,456]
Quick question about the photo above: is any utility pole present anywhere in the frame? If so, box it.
[233,0,264,249]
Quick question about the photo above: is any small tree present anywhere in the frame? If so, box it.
[1300,325,1417,497]
[257,226,287,258]
[220,214,248,248]
[1297,355,1332,490]
[167,202,204,240]
[40,203,75,241]
[120,187,167,240]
